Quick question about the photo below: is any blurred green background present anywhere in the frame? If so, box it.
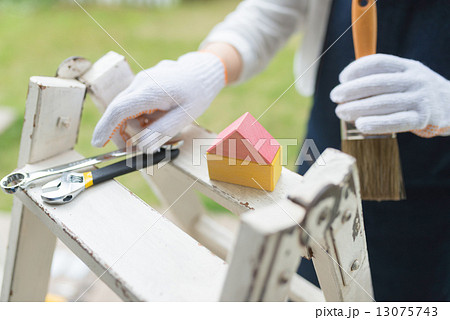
[0,0,311,213]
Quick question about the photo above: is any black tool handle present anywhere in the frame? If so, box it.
[91,149,180,185]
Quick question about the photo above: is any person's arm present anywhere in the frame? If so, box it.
[201,0,308,84]
[201,42,243,84]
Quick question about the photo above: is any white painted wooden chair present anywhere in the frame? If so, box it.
[0,52,374,302]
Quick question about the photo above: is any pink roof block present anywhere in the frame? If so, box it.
[207,112,280,164]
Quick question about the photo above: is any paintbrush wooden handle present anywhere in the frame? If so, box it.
[352,0,377,58]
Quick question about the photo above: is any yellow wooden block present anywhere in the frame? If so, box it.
[45,293,67,302]
[207,147,282,191]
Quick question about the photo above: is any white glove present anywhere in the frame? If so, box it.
[91,51,226,151]
[331,54,450,137]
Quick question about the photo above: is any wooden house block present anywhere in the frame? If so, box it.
[207,112,282,191]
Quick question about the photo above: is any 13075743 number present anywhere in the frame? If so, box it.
[376,307,438,317]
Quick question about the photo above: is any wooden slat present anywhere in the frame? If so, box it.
[1,199,56,302]
[1,76,86,302]
[220,200,305,301]
[18,77,86,165]
[13,150,227,301]
[289,274,325,302]
[79,51,134,112]
[289,148,374,302]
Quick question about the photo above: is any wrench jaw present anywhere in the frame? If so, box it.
[41,172,86,204]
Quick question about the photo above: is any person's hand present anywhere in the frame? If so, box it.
[91,51,226,151]
[331,54,450,137]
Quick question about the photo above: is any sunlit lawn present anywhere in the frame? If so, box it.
[0,0,311,212]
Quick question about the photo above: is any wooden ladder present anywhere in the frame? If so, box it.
[0,52,374,302]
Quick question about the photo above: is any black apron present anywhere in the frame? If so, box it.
[297,0,450,301]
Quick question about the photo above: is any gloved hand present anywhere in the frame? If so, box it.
[331,54,450,137]
[92,51,226,151]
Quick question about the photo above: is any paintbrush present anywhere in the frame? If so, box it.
[341,0,405,201]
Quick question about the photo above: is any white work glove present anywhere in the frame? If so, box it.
[91,51,226,151]
[331,54,450,138]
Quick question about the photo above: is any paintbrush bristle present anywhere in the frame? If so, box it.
[342,137,406,201]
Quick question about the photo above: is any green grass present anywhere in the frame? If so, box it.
[0,0,311,213]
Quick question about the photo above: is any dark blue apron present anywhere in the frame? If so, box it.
[297,0,450,301]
